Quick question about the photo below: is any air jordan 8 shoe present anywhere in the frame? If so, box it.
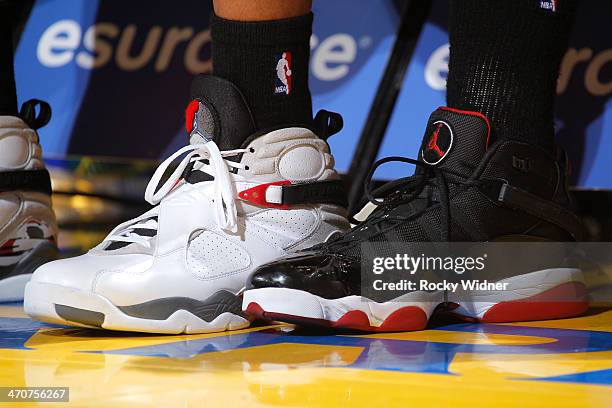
[0,100,59,302]
[24,75,349,333]
[243,107,588,332]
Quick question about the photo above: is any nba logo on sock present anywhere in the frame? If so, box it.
[275,51,292,95]
[540,0,557,12]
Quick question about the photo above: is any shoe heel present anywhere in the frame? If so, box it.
[478,281,588,323]
[0,241,59,302]
[448,268,588,323]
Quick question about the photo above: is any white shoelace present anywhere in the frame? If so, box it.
[106,141,248,247]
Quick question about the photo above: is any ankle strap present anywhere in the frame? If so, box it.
[0,169,52,195]
[495,182,587,241]
[238,180,347,209]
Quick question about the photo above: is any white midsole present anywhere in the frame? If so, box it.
[24,281,249,334]
[447,267,585,318]
[244,268,586,323]
[243,287,440,326]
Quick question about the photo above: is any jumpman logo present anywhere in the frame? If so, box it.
[427,123,446,157]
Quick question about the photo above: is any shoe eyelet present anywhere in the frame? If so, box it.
[249,147,255,153]
[244,166,250,171]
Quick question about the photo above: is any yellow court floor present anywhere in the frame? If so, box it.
[1,304,611,407]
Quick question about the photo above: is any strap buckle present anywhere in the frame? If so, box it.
[496,182,587,241]
[238,180,292,209]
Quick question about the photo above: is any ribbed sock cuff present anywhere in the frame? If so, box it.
[447,0,577,150]
[211,12,313,47]
[211,12,313,130]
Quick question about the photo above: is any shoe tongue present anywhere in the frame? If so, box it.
[185,75,257,150]
[418,107,491,176]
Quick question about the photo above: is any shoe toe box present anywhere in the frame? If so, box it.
[30,252,151,291]
[247,252,357,298]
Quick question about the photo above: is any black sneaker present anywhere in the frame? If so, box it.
[242,107,588,332]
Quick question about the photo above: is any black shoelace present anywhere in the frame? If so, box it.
[320,156,484,253]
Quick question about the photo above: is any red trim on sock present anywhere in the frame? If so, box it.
[439,107,492,149]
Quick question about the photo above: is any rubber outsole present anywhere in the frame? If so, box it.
[245,302,429,332]
[454,282,589,323]
[243,269,589,332]
[242,287,437,333]
[447,268,588,322]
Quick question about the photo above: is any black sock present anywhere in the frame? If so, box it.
[0,0,18,115]
[211,12,313,131]
[446,0,577,151]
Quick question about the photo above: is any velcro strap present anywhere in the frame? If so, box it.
[238,180,347,209]
[0,169,52,195]
[498,183,587,241]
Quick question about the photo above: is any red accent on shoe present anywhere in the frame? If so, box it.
[245,302,266,319]
[427,123,446,157]
[379,307,429,331]
[245,302,429,333]
[0,239,17,254]
[185,100,200,134]
[439,107,492,149]
[335,310,372,330]
[481,282,588,323]
[238,180,292,209]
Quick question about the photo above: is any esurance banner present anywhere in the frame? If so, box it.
[15,0,612,187]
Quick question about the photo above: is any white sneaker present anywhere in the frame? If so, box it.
[0,100,59,302]
[24,75,349,333]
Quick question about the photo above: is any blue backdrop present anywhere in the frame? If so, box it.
[14,0,612,187]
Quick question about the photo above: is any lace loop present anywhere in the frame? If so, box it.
[363,156,453,241]
[329,156,481,252]
[364,156,429,208]
[107,141,247,248]
[144,141,247,233]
